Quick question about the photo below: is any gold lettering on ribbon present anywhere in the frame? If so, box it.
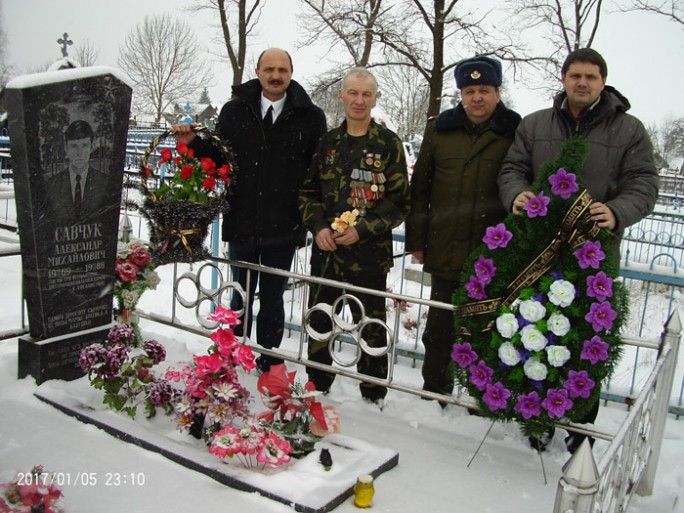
[460,190,597,319]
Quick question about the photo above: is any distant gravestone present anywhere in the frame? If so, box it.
[6,67,132,384]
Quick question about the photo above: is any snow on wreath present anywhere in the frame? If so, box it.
[451,137,627,438]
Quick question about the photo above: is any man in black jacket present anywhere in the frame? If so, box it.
[174,48,327,372]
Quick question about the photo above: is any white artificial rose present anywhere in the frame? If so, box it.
[117,241,132,259]
[547,312,571,336]
[519,300,546,323]
[548,280,576,308]
[498,342,521,366]
[520,325,548,351]
[546,345,572,367]
[523,358,548,381]
[496,313,519,339]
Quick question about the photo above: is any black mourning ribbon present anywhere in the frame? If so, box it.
[74,174,82,218]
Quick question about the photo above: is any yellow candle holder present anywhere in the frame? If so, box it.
[353,474,375,508]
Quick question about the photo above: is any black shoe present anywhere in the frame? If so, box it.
[255,355,283,374]
[565,433,595,454]
[528,430,554,452]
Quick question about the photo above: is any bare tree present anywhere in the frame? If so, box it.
[118,14,212,123]
[73,39,99,67]
[505,0,606,87]
[299,0,521,118]
[190,0,266,85]
[624,0,684,26]
[376,62,430,139]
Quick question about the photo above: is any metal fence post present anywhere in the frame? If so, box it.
[637,309,682,496]
[553,439,599,513]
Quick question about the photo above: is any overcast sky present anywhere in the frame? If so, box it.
[3,0,684,128]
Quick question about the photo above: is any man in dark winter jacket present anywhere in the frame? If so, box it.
[174,48,327,372]
[498,48,658,453]
[405,56,521,400]
[299,67,410,405]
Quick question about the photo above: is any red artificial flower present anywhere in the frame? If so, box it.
[160,148,172,163]
[257,363,295,410]
[210,327,238,357]
[207,306,241,325]
[144,167,152,177]
[127,243,151,267]
[187,147,195,158]
[200,157,216,173]
[176,141,189,155]
[193,353,224,377]
[203,176,217,190]
[217,164,231,181]
[180,164,194,180]
[173,156,182,166]
[116,260,139,282]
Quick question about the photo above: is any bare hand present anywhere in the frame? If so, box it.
[512,191,536,215]
[411,250,424,264]
[589,202,616,230]
[333,226,360,246]
[170,123,196,145]
[315,228,337,251]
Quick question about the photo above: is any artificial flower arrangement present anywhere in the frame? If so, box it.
[451,137,627,438]
[79,324,175,418]
[331,209,359,233]
[137,126,237,265]
[0,465,64,513]
[114,238,160,345]
[79,306,340,469]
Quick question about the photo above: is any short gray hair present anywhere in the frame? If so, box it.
[341,67,378,93]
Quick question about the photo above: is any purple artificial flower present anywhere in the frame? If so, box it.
[549,167,579,200]
[586,271,614,302]
[469,360,494,391]
[523,191,550,218]
[574,240,606,270]
[108,323,137,345]
[451,342,478,368]
[474,255,496,285]
[482,381,511,411]
[79,343,106,372]
[550,270,564,281]
[581,335,610,364]
[465,275,487,300]
[482,223,513,250]
[149,380,174,407]
[514,391,542,419]
[542,388,574,418]
[585,301,618,332]
[144,339,167,365]
[563,370,595,399]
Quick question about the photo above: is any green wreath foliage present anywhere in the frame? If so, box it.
[451,137,627,436]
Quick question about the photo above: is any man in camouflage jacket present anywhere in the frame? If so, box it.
[299,67,410,403]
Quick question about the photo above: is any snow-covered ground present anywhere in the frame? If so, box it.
[0,250,683,513]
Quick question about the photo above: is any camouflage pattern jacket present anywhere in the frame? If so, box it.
[299,119,410,275]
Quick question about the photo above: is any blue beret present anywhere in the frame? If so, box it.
[454,56,502,89]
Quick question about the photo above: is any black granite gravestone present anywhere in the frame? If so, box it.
[6,67,132,383]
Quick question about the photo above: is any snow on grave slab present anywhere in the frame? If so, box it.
[34,378,398,513]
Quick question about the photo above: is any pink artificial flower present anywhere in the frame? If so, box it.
[211,327,238,356]
[209,425,240,459]
[474,255,496,285]
[127,243,152,267]
[233,344,256,373]
[585,301,618,332]
[309,404,340,437]
[574,240,606,270]
[193,353,224,377]
[257,432,292,467]
[523,191,550,218]
[586,271,613,302]
[115,260,139,282]
[207,306,241,325]
[482,381,511,411]
[482,223,513,250]
[549,167,579,199]
[542,388,574,418]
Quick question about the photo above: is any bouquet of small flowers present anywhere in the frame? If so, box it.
[79,324,175,418]
[0,466,64,513]
[209,419,294,469]
[114,239,160,343]
[144,141,233,205]
[254,363,340,457]
[331,209,359,233]
[165,306,256,440]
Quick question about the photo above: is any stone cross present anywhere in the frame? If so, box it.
[57,32,73,57]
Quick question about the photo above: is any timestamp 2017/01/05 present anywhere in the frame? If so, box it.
[16,471,146,487]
